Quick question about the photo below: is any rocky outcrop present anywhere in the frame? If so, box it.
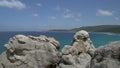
[88,41,120,68]
[0,35,61,68]
[0,30,120,68]
[59,30,96,68]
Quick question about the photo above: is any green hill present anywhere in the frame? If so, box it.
[71,25,120,33]
[49,25,120,33]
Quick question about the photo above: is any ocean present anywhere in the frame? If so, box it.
[0,32,120,54]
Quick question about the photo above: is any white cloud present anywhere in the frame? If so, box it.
[74,18,81,22]
[77,13,82,17]
[49,16,57,20]
[96,9,113,16]
[36,3,42,7]
[0,0,26,9]
[65,9,70,13]
[32,13,39,17]
[55,6,61,11]
[63,14,74,18]
[115,17,119,20]
[63,8,71,14]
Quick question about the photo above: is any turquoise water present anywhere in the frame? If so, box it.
[0,32,120,54]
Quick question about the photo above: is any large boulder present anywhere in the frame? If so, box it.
[0,35,61,68]
[60,30,96,68]
[88,41,120,68]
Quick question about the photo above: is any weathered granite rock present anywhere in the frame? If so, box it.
[88,41,120,68]
[0,35,61,68]
[60,30,96,68]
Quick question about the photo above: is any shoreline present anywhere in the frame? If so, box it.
[90,32,120,36]
[40,31,120,36]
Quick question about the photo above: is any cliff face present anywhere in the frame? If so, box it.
[0,30,120,68]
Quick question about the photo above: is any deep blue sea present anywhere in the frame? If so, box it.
[0,32,120,54]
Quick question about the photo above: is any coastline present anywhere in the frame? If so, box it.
[39,30,120,36]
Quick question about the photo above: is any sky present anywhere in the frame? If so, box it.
[0,0,120,31]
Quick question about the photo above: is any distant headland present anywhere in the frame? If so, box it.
[48,25,120,33]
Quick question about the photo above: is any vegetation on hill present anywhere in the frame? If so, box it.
[71,25,120,33]
[50,25,120,33]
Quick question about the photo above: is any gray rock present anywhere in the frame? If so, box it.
[88,41,120,68]
[73,30,95,56]
[59,63,79,68]
[0,35,61,68]
[61,30,96,68]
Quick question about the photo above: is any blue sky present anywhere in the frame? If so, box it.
[0,0,120,31]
